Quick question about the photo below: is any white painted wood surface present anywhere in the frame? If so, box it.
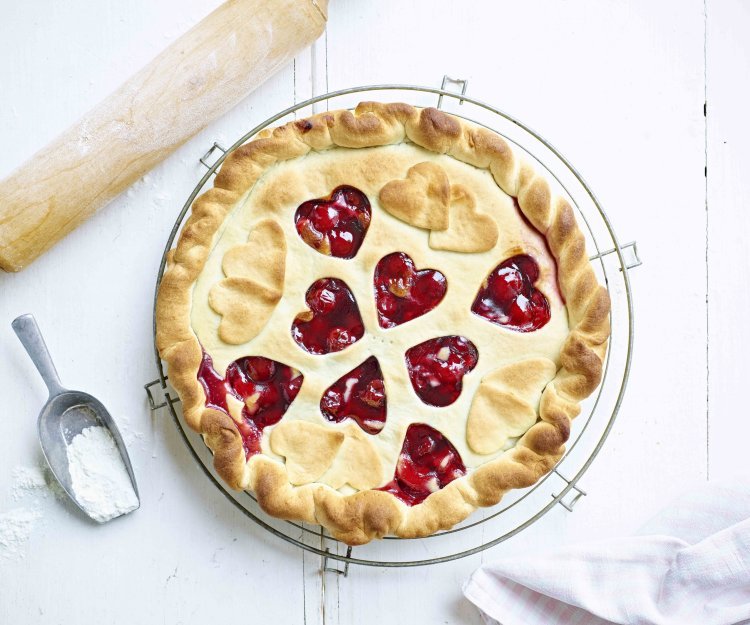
[0,1,740,622]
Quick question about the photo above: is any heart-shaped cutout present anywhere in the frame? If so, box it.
[198,350,303,456]
[428,185,499,253]
[320,356,386,434]
[378,423,466,506]
[374,252,447,328]
[292,278,365,355]
[378,162,451,230]
[405,336,478,407]
[471,254,551,332]
[294,185,371,258]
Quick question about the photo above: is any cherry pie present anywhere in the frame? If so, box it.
[156,102,610,545]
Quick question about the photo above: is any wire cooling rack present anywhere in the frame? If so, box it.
[145,77,641,573]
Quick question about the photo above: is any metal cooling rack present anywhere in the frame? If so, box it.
[145,77,641,573]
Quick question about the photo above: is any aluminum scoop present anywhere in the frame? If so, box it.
[12,314,139,522]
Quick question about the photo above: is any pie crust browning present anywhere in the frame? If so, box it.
[379,161,450,230]
[466,358,557,455]
[429,183,499,253]
[156,102,610,544]
[269,420,344,485]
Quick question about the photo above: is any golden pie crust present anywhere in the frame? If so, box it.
[156,102,610,545]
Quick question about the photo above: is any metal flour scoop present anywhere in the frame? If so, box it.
[12,314,139,522]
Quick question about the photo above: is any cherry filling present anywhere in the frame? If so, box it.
[471,254,551,332]
[374,252,447,328]
[291,278,365,355]
[512,197,562,301]
[405,336,478,407]
[197,350,303,456]
[378,423,466,506]
[294,185,372,259]
[320,356,387,434]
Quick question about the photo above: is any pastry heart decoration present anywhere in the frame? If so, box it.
[378,162,451,230]
[209,219,286,345]
[466,358,557,455]
[270,421,344,485]
[429,184,499,253]
[270,421,383,489]
[379,162,499,253]
[319,424,384,490]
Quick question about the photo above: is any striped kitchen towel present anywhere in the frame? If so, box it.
[463,481,750,625]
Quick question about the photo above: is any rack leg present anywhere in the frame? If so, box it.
[437,75,468,109]
[552,469,587,512]
[322,546,352,577]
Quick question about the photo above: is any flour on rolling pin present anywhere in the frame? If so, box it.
[66,426,139,522]
[0,0,328,272]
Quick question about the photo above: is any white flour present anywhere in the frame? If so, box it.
[0,463,60,560]
[66,426,139,523]
[11,465,48,500]
[0,508,43,560]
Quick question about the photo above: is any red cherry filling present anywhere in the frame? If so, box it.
[197,350,303,456]
[405,336,478,407]
[320,356,386,434]
[471,254,551,332]
[374,252,447,328]
[291,278,365,355]
[294,185,371,259]
[378,423,466,506]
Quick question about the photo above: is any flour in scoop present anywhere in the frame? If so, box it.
[66,426,138,522]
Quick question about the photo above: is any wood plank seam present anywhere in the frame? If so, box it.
[703,0,710,481]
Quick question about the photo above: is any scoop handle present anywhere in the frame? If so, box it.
[12,314,65,397]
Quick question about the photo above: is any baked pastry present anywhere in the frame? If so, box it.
[156,102,610,545]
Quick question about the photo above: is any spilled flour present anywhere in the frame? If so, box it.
[0,464,63,560]
[66,426,139,522]
[11,465,62,501]
[0,508,43,560]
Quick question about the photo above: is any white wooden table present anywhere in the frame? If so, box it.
[0,1,745,622]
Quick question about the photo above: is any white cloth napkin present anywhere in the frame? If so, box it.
[463,481,750,625]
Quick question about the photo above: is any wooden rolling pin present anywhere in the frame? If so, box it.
[0,0,328,272]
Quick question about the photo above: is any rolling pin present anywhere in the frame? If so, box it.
[0,0,328,272]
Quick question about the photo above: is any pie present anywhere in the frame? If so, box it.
[156,102,610,545]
